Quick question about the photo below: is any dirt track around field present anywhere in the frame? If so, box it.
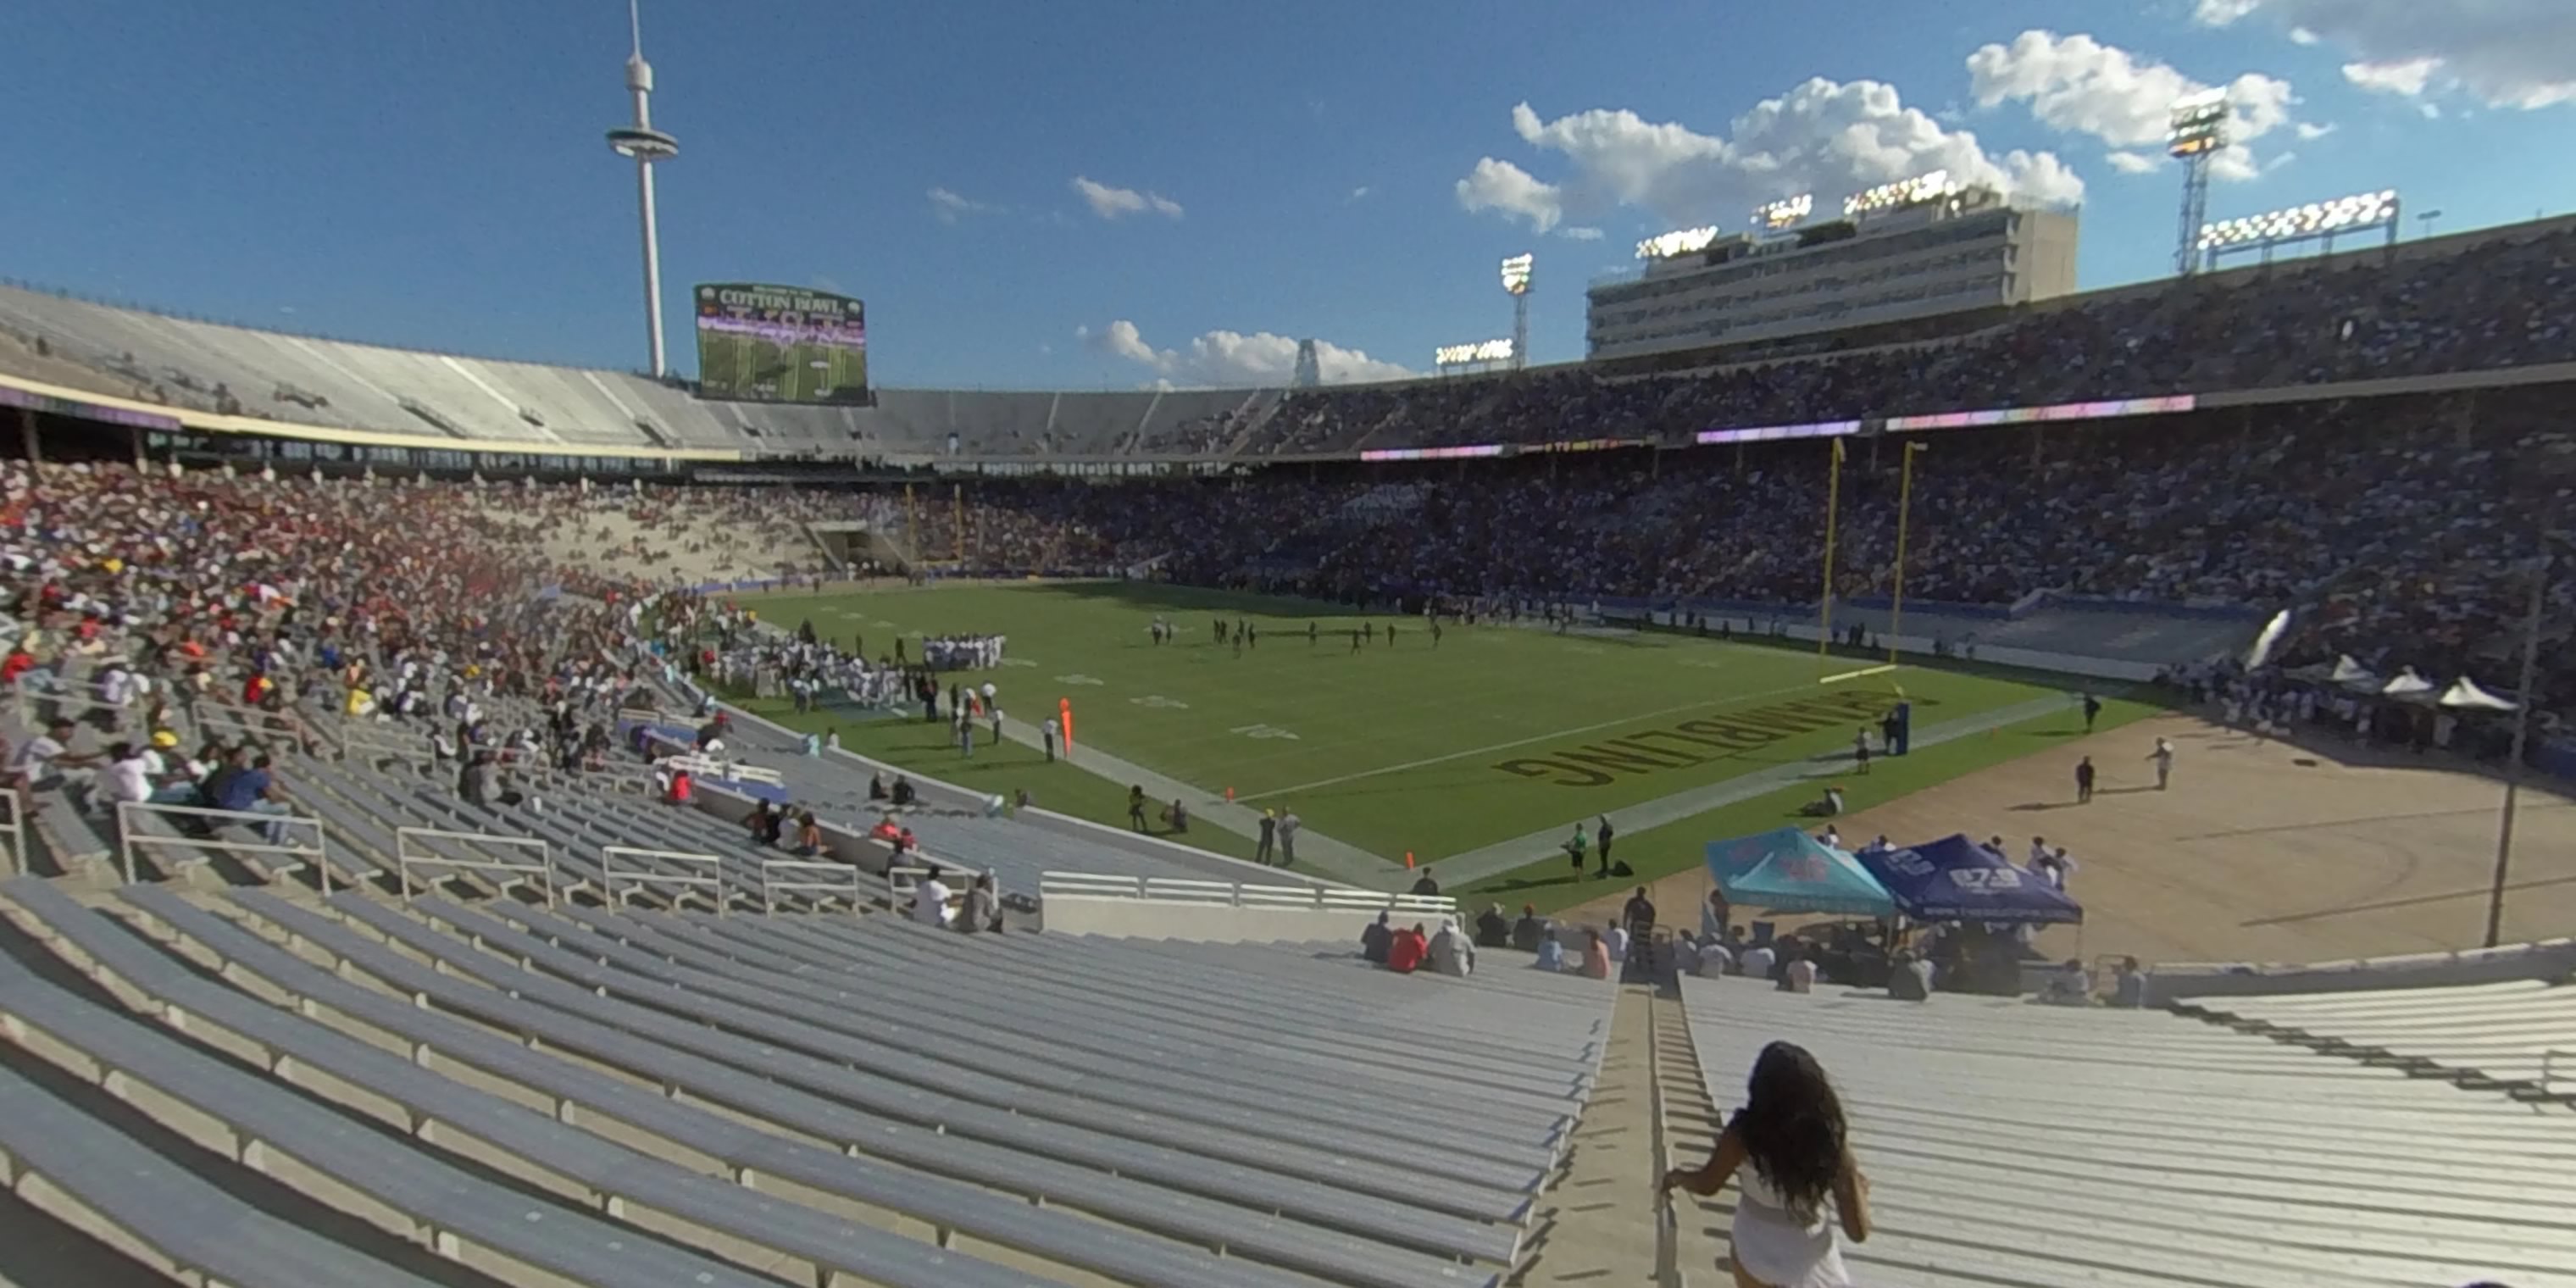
[1545,711,2576,967]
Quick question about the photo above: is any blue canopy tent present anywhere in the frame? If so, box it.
[1854,834,2084,924]
[1703,827,1897,917]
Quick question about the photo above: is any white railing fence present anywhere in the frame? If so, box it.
[0,792,22,880]
[1039,870,1457,916]
[18,684,138,736]
[655,751,786,788]
[886,863,934,908]
[114,800,331,893]
[321,717,432,764]
[760,858,863,915]
[395,825,553,906]
[602,846,728,913]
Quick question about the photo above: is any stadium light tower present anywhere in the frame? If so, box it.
[606,0,680,378]
[1499,253,1533,372]
[2167,95,2229,277]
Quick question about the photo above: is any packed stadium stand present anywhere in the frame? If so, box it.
[1677,977,2576,1287]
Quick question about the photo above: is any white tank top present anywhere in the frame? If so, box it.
[1732,1163,1846,1287]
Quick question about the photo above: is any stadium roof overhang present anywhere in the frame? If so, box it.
[0,369,743,463]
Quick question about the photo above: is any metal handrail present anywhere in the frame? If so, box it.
[114,800,331,894]
[1035,870,1459,915]
[394,825,552,906]
[759,858,863,915]
[601,846,727,913]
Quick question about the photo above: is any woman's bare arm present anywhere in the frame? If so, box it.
[1833,1149,1872,1242]
[1662,1126,1746,1197]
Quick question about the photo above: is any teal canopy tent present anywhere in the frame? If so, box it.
[1703,827,1897,918]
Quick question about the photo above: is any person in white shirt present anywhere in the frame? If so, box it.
[2027,836,2051,869]
[1696,939,1734,978]
[2042,958,2092,1005]
[1602,922,1630,965]
[9,719,98,793]
[98,742,156,806]
[1784,953,1819,994]
[911,868,955,927]
[2037,847,2079,892]
[98,664,139,710]
[2146,737,2175,790]
[1739,942,1778,980]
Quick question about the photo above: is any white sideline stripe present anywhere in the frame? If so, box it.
[1233,674,1863,804]
[1820,663,1900,685]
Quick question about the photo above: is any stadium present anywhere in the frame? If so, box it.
[3,7,2575,1288]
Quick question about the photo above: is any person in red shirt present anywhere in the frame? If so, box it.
[1385,923,1430,974]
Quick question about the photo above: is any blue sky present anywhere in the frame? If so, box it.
[3,0,2570,389]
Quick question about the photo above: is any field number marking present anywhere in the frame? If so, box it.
[1230,723,1301,741]
[1131,695,1189,709]
[1055,674,1105,686]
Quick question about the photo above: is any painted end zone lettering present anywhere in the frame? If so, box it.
[1493,690,1929,787]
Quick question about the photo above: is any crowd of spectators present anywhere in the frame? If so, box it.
[928,384,2573,722]
[1263,224,2576,453]
[8,352,2568,783]
[0,461,669,822]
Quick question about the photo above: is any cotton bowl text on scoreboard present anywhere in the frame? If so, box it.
[692,282,870,405]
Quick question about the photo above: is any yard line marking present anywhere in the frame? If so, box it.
[1233,675,1848,804]
[1820,663,1900,685]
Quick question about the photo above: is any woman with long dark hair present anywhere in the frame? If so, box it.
[1663,1041,1871,1287]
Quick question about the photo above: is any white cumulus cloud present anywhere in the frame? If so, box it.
[1454,78,2084,236]
[1071,176,1185,220]
[1557,225,1605,241]
[2342,57,2440,97]
[1455,157,1563,232]
[926,186,992,224]
[1967,31,2303,181]
[2196,0,2576,109]
[1079,319,1413,386]
[2105,150,2162,175]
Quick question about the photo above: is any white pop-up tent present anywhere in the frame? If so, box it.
[2380,667,2436,701]
[2439,676,2518,711]
[2329,655,2380,691]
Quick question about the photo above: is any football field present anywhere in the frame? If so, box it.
[731,581,2151,900]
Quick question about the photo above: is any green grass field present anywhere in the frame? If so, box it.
[727,580,2157,907]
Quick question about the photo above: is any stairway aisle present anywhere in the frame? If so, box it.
[1512,981,1724,1286]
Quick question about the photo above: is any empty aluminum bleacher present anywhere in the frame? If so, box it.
[2179,978,2576,1096]
[62,882,1384,1288]
[0,874,1566,1286]
[1677,977,2576,1287]
[0,877,970,1288]
[322,891,1531,1269]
